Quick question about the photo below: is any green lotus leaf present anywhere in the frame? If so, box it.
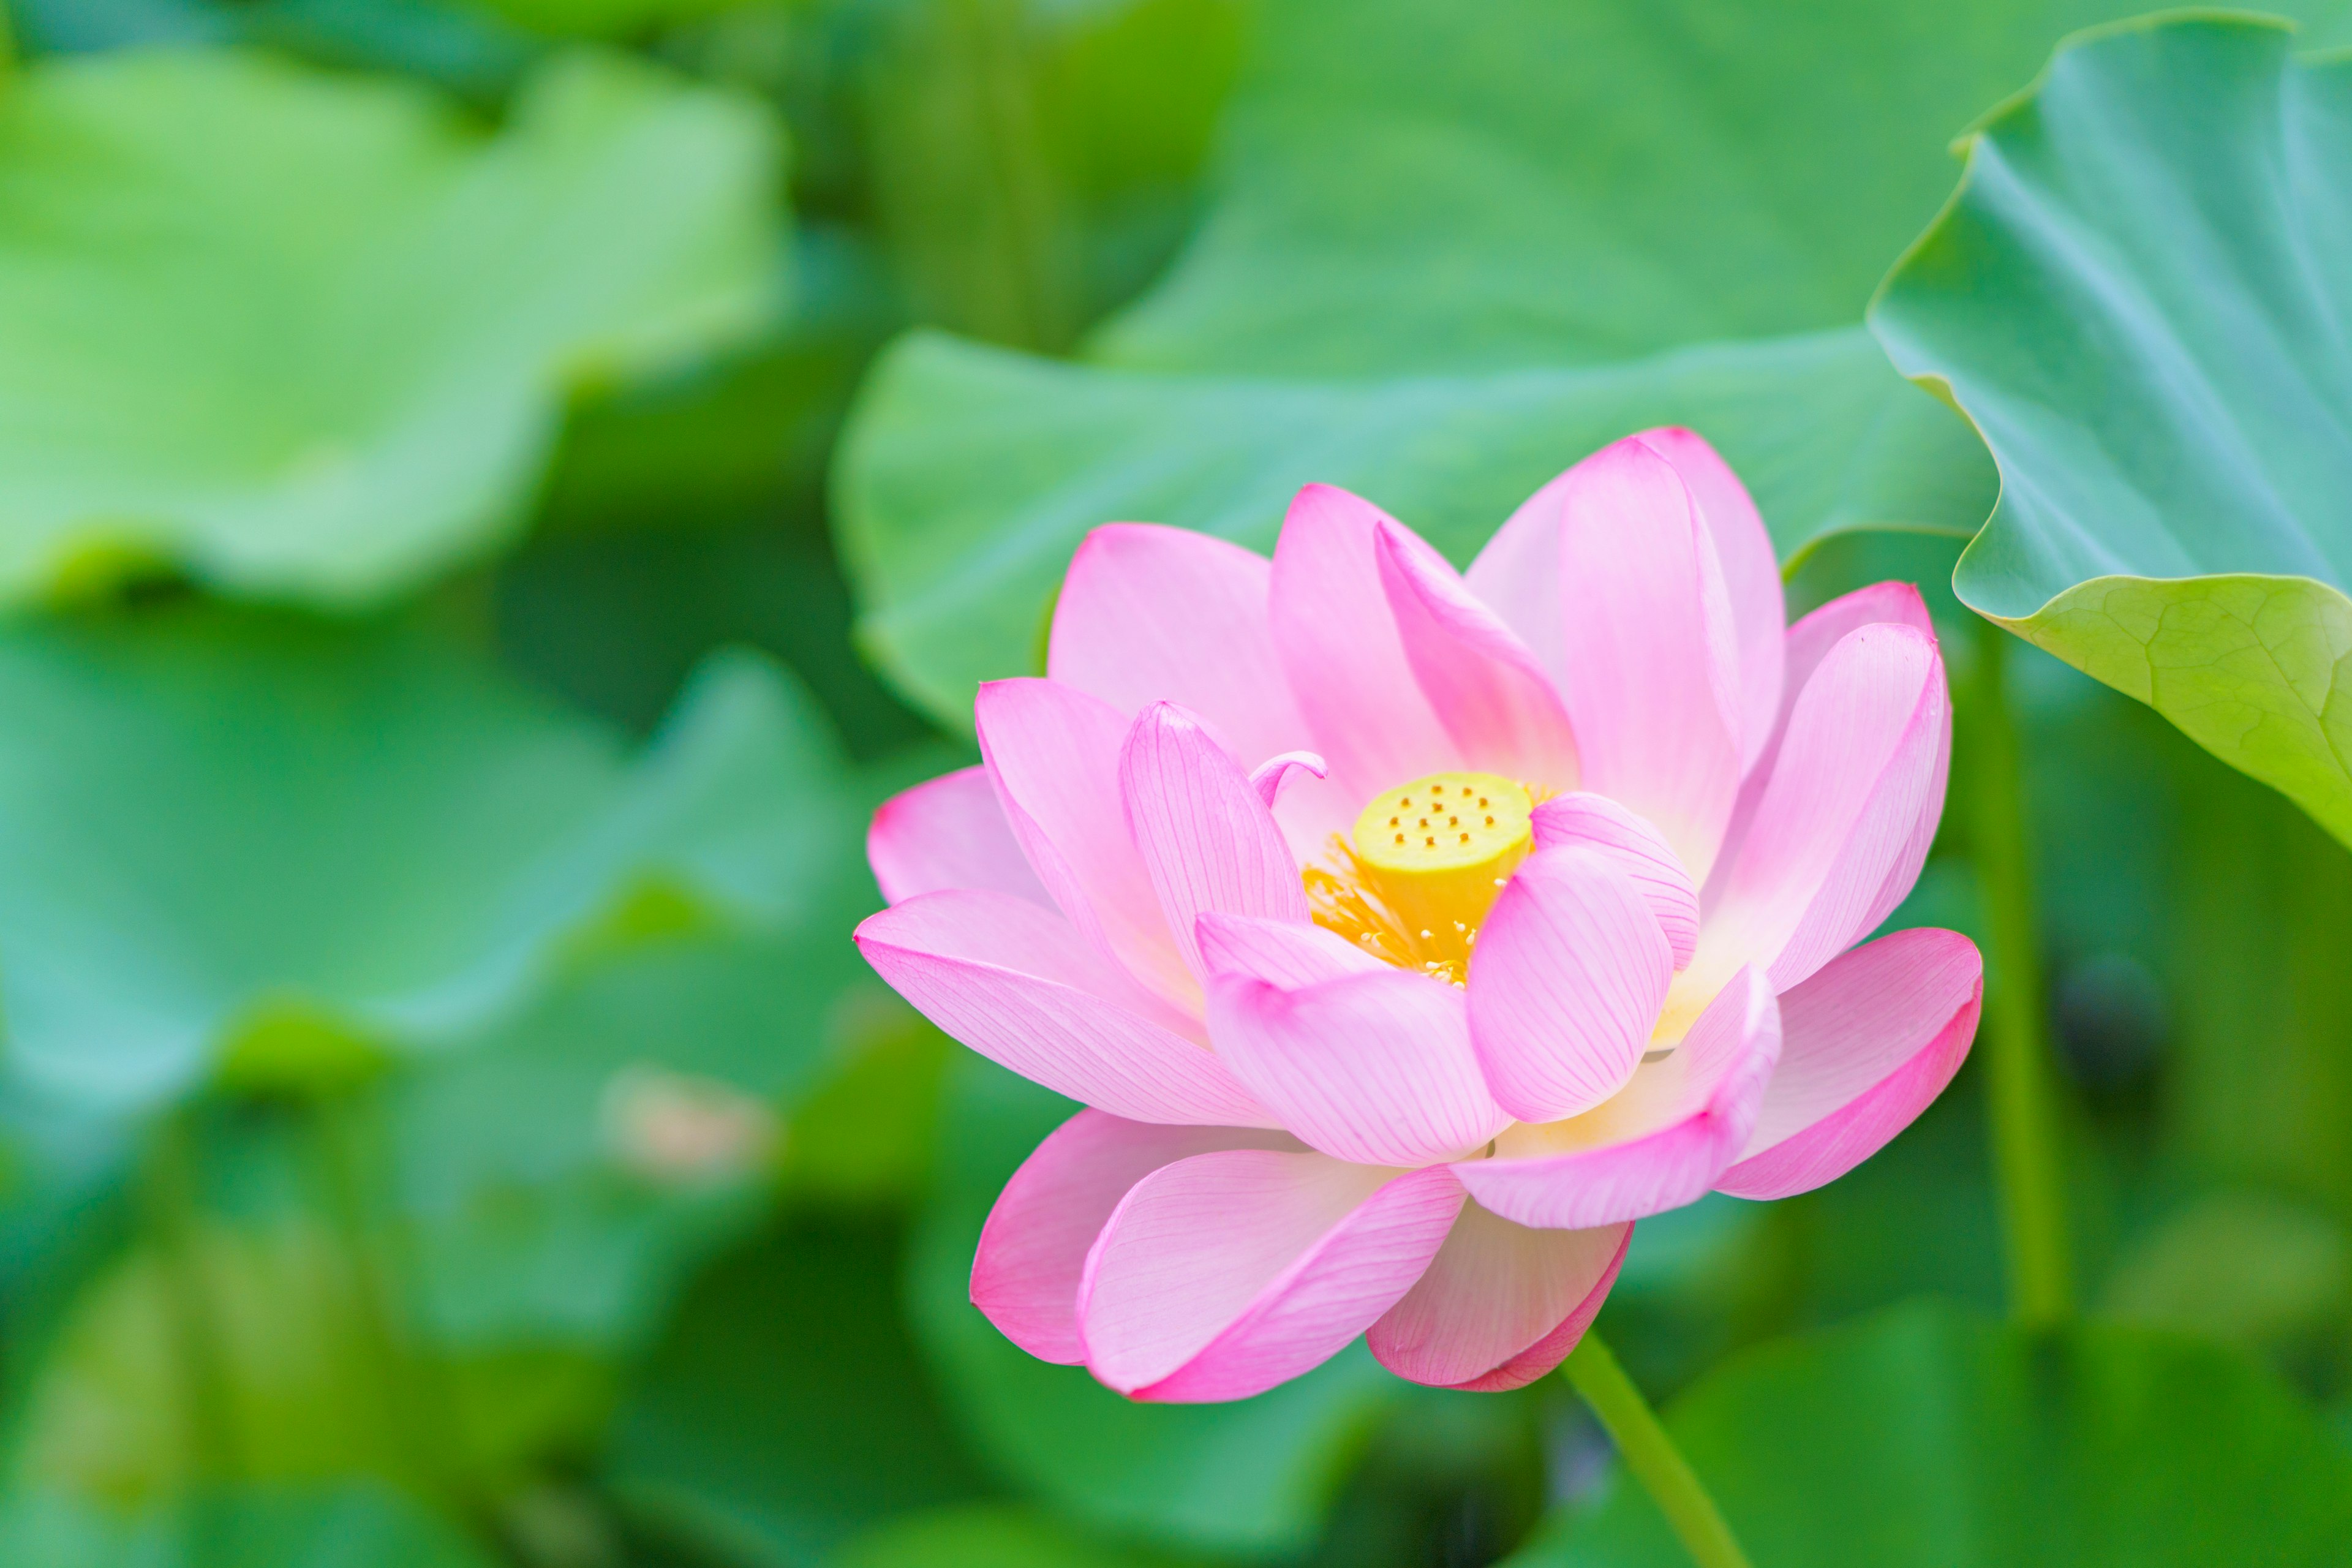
[0,46,783,604]
[1507,1301,2352,1566]
[834,0,2352,729]
[0,607,864,1111]
[1871,15,2352,846]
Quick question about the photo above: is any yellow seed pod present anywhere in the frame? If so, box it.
[1350,772,1534,945]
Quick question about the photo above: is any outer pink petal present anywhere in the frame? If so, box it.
[1374,521,1579,788]
[1550,439,1745,883]
[1270,484,1459,799]
[1717,928,1982,1199]
[1709,583,1936,911]
[1531,793,1700,967]
[1120,703,1309,981]
[1205,964,1510,1167]
[1047,523,1308,767]
[1633,428,1785,771]
[973,1109,1297,1363]
[869,765,1054,908]
[1692,623,1947,996]
[1457,967,1781,1229]
[1468,846,1672,1124]
[976,678,1197,1011]
[1464,462,1577,689]
[1368,1204,1629,1390]
[1077,1152,1464,1402]
[1196,911,1385,989]
[854,890,1272,1127]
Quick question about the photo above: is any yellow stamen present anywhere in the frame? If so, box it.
[1305,772,1536,984]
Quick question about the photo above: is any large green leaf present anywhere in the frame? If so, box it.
[1508,1301,2352,1567]
[1871,15,2352,846]
[0,607,862,1110]
[604,1217,990,1567]
[0,46,782,604]
[904,1054,1396,1559]
[0,1483,497,1568]
[834,0,2352,728]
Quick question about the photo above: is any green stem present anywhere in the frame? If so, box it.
[1967,615,2073,1327]
[141,1109,238,1485]
[1564,1333,1752,1568]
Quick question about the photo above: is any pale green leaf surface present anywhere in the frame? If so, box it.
[1871,16,2352,844]
[0,47,783,603]
[835,0,2352,729]
[0,608,863,1110]
[1508,1302,2352,1567]
[0,1484,496,1568]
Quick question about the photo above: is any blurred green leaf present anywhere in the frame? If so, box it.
[0,607,862,1110]
[0,46,782,604]
[2102,1191,2350,1353]
[905,1054,1396,1559]
[829,1502,1213,1568]
[1872,15,2352,848]
[1509,1301,2352,1567]
[605,1215,990,1567]
[831,0,2352,724]
[0,1482,497,1568]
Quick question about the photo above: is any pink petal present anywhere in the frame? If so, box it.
[1196,911,1386,989]
[1468,846,1672,1124]
[1531,793,1700,967]
[1550,439,1745,883]
[1457,967,1781,1229]
[1077,1152,1464,1401]
[1368,1204,1629,1390]
[1691,623,1948,997]
[1120,703,1309,981]
[1464,461,1582,691]
[855,890,1272,1127]
[1709,583,1936,912]
[1717,928,1982,1199]
[976,678,1197,1012]
[973,1109,1298,1363]
[1269,484,1459,800]
[868,765,1054,908]
[1633,428,1785,771]
[1205,963,1510,1167]
[1047,523,1308,767]
[1374,521,1579,788]
[1249,750,1328,809]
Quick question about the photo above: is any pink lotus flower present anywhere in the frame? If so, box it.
[858,431,1981,1402]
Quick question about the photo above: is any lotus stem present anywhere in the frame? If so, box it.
[1563,1332,1752,1568]
[1967,614,2073,1327]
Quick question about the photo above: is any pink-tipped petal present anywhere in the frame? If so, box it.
[976,679,1197,1011]
[1691,624,1948,998]
[1249,750,1328,809]
[1270,485,1460,799]
[1717,929,1982,1199]
[1374,521,1579,788]
[869,765,1053,908]
[1531,794,1700,967]
[1633,429,1785,770]
[1550,439,1745,883]
[1457,967,1781,1229]
[855,891,1272,1127]
[1078,1152,1464,1402]
[1710,583,1937,910]
[1468,846,1673,1124]
[973,1109,1298,1363]
[1368,1204,1629,1390]
[1196,911,1386,989]
[1121,704,1310,981]
[1206,965,1510,1167]
[1048,523,1308,767]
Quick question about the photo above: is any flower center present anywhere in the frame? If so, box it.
[1304,771,1534,984]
